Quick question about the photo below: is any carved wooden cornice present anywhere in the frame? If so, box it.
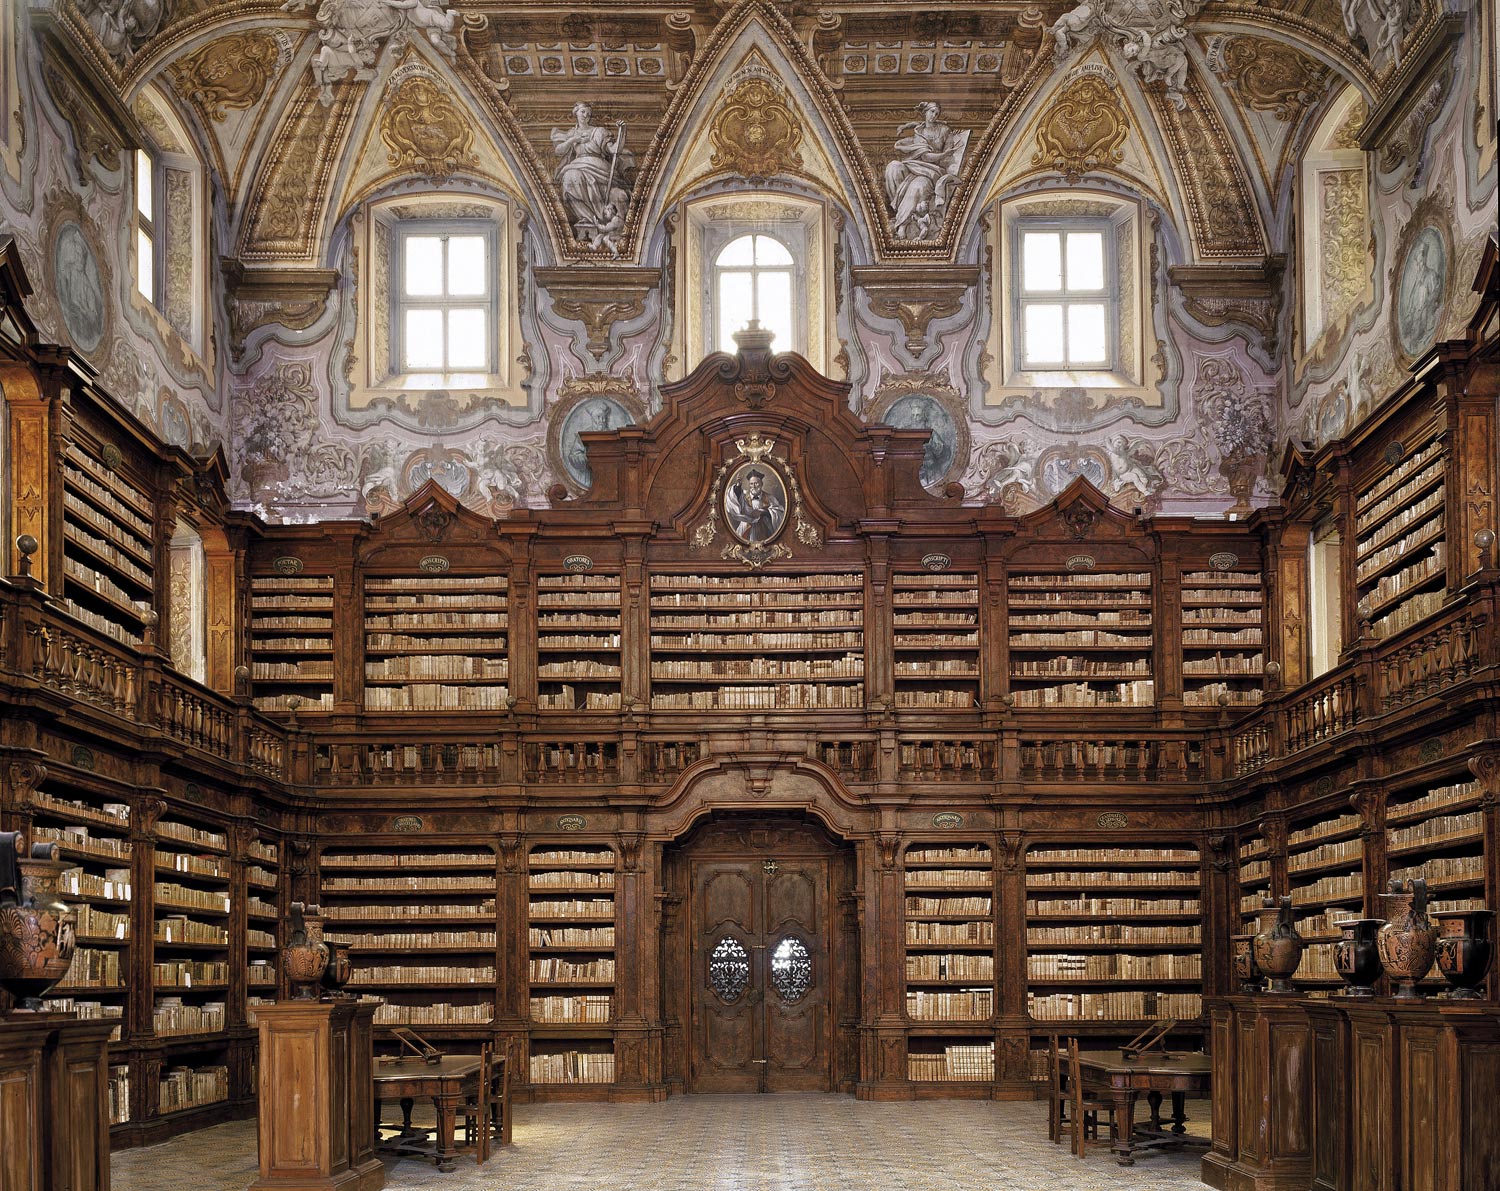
[851,265,979,356]
[534,266,660,358]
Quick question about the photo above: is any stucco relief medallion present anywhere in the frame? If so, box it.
[1393,223,1449,361]
[380,72,477,182]
[168,31,286,121]
[709,66,804,180]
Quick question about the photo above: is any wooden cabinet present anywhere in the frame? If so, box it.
[249,1001,382,1191]
[1203,997,1500,1191]
[0,1014,114,1191]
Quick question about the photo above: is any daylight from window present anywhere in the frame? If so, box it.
[715,233,794,354]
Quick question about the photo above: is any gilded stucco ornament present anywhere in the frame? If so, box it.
[380,72,476,182]
[167,32,284,121]
[1032,71,1129,183]
[1205,36,1330,121]
[709,67,804,180]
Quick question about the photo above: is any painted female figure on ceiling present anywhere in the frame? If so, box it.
[551,103,635,250]
[884,103,969,242]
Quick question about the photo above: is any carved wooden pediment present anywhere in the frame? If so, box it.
[358,479,509,564]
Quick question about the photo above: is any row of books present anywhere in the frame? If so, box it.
[530,1051,616,1084]
[906,989,994,1020]
[908,1044,994,1082]
[530,994,612,1023]
[907,954,994,981]
[1027,991,1202,1020]
[1026,953,1201,980]
[158,1065,229,1114]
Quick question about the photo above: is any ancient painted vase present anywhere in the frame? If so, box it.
[1252,896,1304,994]
[0,835,79,1011]
[1377,878,1438,999]
[320,941,353,997]
[1230,934,1262,993]
[281,902,328,1000]
[1332,918,1382,997]
[1433,909,1493,1000]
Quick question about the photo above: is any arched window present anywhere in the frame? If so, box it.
[713,233,794,354]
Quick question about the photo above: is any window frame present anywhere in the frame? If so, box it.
[389,219,500,379]
[711,232,796,356]
[1010,217,1118,373]
[135,147,161,308]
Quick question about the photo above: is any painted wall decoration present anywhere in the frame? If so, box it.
[874,391,964,491]
[52,221,106,355]
[79,0,167,64]
[281,0,464,105]
[1050,0,1204,109]
[1395,225,1448,359]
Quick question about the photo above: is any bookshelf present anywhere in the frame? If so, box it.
[648,573,865,710]
[1285,808,1366,991]
[1007,571,1155,707]
[319,845,499,1032]
[152,813,233,1043]
[60,441,155,647]
[536,573,623,711]
[903,843,995,1091]
[528,844,617,1091]
[1180,568,1265,707]
[249,575,335,713]
[36,789,133,1072]
[363,575,509,712]
[1386,774,1487,991]
[892,573,980,709]
[1024,845,1202,1027]
[157,1063,230,1116]
[1236,829,1272,940]
[1353,435,1447,639]
[244,836,281,1003]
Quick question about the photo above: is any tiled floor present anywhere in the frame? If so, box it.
[113,1097,1212,1190]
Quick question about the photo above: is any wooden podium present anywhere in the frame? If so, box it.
[0,1012,114,1191]
[249,1002,383,1191]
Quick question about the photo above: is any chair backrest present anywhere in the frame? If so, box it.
[1048,1034,1064,1096]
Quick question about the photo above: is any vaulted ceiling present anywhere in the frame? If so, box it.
[38,0,1421,287]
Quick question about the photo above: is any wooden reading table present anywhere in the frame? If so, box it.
[1075,1049,1212,1166]
[373,1054,505,1173]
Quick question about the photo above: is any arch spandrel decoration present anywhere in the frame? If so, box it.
[647,757,872,845]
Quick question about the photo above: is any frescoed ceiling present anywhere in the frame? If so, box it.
[37,0,1429,278]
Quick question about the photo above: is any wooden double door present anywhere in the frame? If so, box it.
[667,817,855,1093]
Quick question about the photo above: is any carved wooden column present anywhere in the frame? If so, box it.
[1270,523,1311,690]
[201,529,240,695]
[1204,832,1236,999]
[1440,354,1498,583]
[856,829,908,1099]
[862,533,893,710]
[493,825,529,1089]
[1471,748,1500,1002]
[993,827,1031,1100]
[0,359,62,584]
[331,565,359,714]
[1157,549,1184,708]
[612,826,664,1100]
[507,555,536,714]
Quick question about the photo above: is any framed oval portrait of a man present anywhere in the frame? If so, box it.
[723,460,788,545]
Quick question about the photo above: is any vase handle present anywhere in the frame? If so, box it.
[1412,876,1427,916]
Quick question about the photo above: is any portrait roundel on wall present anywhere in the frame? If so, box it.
[723,458,790,546]
[1394,223,1449,361]
[549,388,643,492]
[867,384,970,493]
[51,220,108,356]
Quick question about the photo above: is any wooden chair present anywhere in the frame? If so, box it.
[460,1043,494,1165]
[1066,1039,1118,1158]
[1046,1035,1072,1145]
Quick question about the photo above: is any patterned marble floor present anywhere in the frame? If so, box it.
[112,1097,1212,1190]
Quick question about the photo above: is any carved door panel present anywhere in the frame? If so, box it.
[688,856,830,1093]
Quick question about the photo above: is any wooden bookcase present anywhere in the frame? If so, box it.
[363,575,509,711]
[244,837,279,1004]
[249,574,335,712]
[318,845,499,1031]
[902,843,995,1091]
[59,440,156,647]
[1236,829,1271,942]
[1180,567,1265,707]
[1024,845,1203,1030]
[1285,808,1366,990]
[527,844,618,1093]
[892,573,980,709]
[1007,571,1155,707]
[537,572,623,711]
[1353,432,1447,639]
[648,573,865,710]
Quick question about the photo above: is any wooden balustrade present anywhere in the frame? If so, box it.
[155,675,235,760]
[313,741,507,783]
[898,738,997,781]
[27,620,137,715]
[1019,737,1201,780]
[813,740,877,782]
[1379,608,1490,711]
[1231,718,1274,776]
[522,740,620,783]
[1282,672,1359,754]
[247,725,286,779]
[641,740,703,782]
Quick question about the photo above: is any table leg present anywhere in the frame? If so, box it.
[1147,1090,1163,1132]
[1111,1089,1136,1166]
[433,1091,462,1173]
[400,1097,416,1136]
[1171,1091,1187,1135]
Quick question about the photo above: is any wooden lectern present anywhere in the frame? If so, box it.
[249,1001,384,1191]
